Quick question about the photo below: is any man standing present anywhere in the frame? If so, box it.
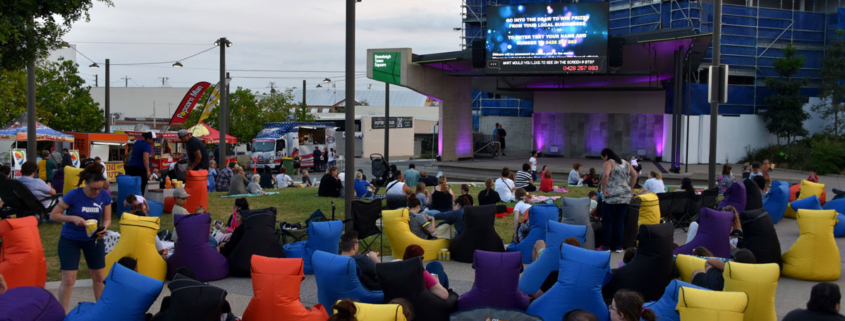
[61,149,72,168]
[178,129,209,171]
[126,132,155,194]
[497,124,507,156]
[38,150,58,183]
[312,148,322,172]
[50,147,63,168]
[404,163,420,189]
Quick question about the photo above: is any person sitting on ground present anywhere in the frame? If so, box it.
[429,195,472,237]
[642,171,666,194]
[124,194,149,216]
[404,163,420,189]
[259,166,275,189]
[385,170,414,198]
[171,188,191,215]
[583,167,599,187]
[430,177,455,212]
[420,170,437,187]
[495,167,516,202]
[117,256,138,272]
[18,161,57,209]
[569,163,582,186]
[301,170,313,187]
[228,165,249,195]
[515,163,537,192]
[477,178,502,206]
[513,188,533,243]
[275,167,293,189]
[415,182,430,208]
[247,174,265,195]
[749,163,763,179]
[216,162,236,192]
[403,244,450,300]
[407,194,436,240]
[691,249,756,291]
[717,165,736,195]
[609,290,657,321]
[459,184,474,206]
[588,191,599,218]
[783,282,845,321]
[564,309,599,321]
[38,150,58,183]
[762,159,772,180]
[318,166,343,197]
[808,170,820,183]
[340,231,382,291]
[353,171,373,198]
[539,170,554,192]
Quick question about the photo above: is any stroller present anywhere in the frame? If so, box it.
[370,154,390,188]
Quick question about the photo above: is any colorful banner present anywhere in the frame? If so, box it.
[105,162,125,182]
[69,150,80,168]
[11,149,26,179]
[197,78,230,124]
[167,81,211,127]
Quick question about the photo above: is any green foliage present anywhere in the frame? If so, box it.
[261,88,316,122]
[812,30,845,136]
[806,139,845,175]
[742,134,845,175]
[761,43,809,144]
[0,0,114,70]
[0,68,27,126]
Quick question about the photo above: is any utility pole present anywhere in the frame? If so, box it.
[268,81,277,94]
[708,0,722,189]
[158,77,169,86]
[94,74,98,87]
[216,36,232,168]
[343,0,356,230]
[105,59,111,133]
[121,75,131,88]
[384,83,389,164]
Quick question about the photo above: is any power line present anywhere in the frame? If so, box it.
[110,46,217,66]
[66,41,210,46]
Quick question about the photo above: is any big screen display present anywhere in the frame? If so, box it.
[485,2,609,74]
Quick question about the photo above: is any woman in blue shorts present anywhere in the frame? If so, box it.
[50,164,112,310]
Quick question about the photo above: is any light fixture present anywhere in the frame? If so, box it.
[89,62,100,68]
[214,39,233,47]
[172,61,183,68]
[323,78,332,83]
[453,28,462,31]
[316,84,323,88]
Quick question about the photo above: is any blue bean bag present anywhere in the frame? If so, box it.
[642,279,709,321]
[166,213,229,281]
[506,203,560,264]
[284,220,344,274]
[526,244,612,321]
[311,250,383,315]
[787,195,823,219]
[763,181,790,224]
[459,250,530,311]
[0,286,65,321]
[116,175,142,217]
[519,221,587,294]
[65,263,164,321]
[836,214,845,237]
[147,200,163,217]
[822,199,845,237]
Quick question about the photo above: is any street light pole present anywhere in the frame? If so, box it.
[105,59,111,133]
[343,0,356,229]
[26,61,36,162]
[218,37,230,168]
[384,83,389,164]
[708,0,722,188]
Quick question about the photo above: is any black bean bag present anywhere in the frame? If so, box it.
[450,307,542,321]
[151,273,234,321]
[623,197,643,249]
[602,223,675,303]
[225,208,285,277]
[739,208,782,267]
[744,179,763,211]
[449,205,505,263]
[376,257,458,321]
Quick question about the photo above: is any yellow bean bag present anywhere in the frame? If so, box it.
[676,286,748,321]
[782,209,840,281]
[63,166,85,193]
[799,180,826,203]
[637,193,660,227]
[674,254,707,283]
[382,208,449,261]
[722,262,779,321]
[335,301,407,321]
[104,213,167,281]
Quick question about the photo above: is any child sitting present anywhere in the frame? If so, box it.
[588,191,599,218]
[247,174,265,195]
[539,170,554,192]
[808,170,819,183]
[213,198,249,246]
[513,188,533,243]
[124,194,149,216]
[459,184,474,206]
[691,249,756,291]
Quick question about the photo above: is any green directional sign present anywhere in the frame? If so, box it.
[372,52,401,85]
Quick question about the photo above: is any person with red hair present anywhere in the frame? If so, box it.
[403,245,450,300]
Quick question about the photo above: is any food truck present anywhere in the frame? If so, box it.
[125,131,182,172]
[251,122,336,170]
[62,132,129,181]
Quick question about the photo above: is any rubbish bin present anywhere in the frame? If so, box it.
[282,157,294,174]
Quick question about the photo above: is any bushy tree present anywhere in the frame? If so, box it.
[0,68,27,126]
[261,88,316,122]
[812,30,845,137]
[762,43,809,144]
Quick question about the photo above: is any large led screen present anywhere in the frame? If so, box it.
[485,2,609,74]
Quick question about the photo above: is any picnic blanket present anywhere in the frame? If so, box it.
[552,187,569,193]
[532,196,561,203]
[221,192,280,198]
[357,194,387,201]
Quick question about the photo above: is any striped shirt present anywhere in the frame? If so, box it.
[515,170,533,188]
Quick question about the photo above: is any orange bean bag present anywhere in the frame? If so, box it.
[164,196,175,214]
[242,256,328,321]
[790,183,827,205]
[0,216,47,289]
[185,170,209,213]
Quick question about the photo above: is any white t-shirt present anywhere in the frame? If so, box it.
[125,195,148,211]
[275,174,292,189]
[338,172,345,187]
[328,151,335,162]
[643,178,666,194]
[529,157,537,171]
[386,181,407,196]
[514,200,532,221]
[494,178,515,202]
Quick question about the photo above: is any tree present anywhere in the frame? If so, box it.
[812,30,845,137]
[0,68,27,126]
[762,43,809,144]
[0,0,113,71]
[35,60,104,132]
[261,88,316,122]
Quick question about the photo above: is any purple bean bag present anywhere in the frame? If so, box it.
[458,250,530,311]
[718,182,747,213]
[0,286,65,321]
[166,213,229,281]
[675,208,734,258]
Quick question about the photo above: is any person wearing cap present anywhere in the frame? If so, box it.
[171,188,192,215]
[178,129,209,172]
[126,132,155,194]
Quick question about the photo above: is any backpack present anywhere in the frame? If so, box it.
[498,128,507,137]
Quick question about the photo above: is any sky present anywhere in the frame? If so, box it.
[63,0,463,94]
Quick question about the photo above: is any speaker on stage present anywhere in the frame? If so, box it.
[609,38,624,67]
[472,40,486,69]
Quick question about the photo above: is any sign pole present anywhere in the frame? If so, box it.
[708,0,722,189]
[344,0,356,231]
[384,83,389,164]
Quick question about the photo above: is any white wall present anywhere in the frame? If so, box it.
[361,116,416,159]
[90,87,191,118]
[478,116,533,153]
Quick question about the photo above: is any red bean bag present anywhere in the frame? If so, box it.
[0,216,47,289]
[242,256,328,321]
[185,170,209,213]
[164,196,175,214]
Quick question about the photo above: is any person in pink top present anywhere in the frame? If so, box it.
[403,245,450,300]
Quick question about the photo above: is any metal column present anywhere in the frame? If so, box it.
[105,59,110,133]
[218,38,228,167]
[343,0,356,229]
[708,0,723,188]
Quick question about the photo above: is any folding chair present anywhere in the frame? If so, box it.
[700,188,719,210]
[657,192,673,223]
[669,192,690,230]
[0,178,61,221]
[673,193,701,232]
[346,200,383,258]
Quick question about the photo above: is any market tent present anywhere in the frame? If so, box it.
[0,114,73,142]
[186,122,237,144]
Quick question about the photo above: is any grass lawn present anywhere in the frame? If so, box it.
[40,184,597,282]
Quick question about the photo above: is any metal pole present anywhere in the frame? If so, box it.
[670,50,679,172]
[26,61,36,162]
[344,0,356,229]
[384,83,389,163]
[708,0,722,188]
[303,79,307,109]
[105,59,111,133]
[218,38,228,168]
[685,55,691,173]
